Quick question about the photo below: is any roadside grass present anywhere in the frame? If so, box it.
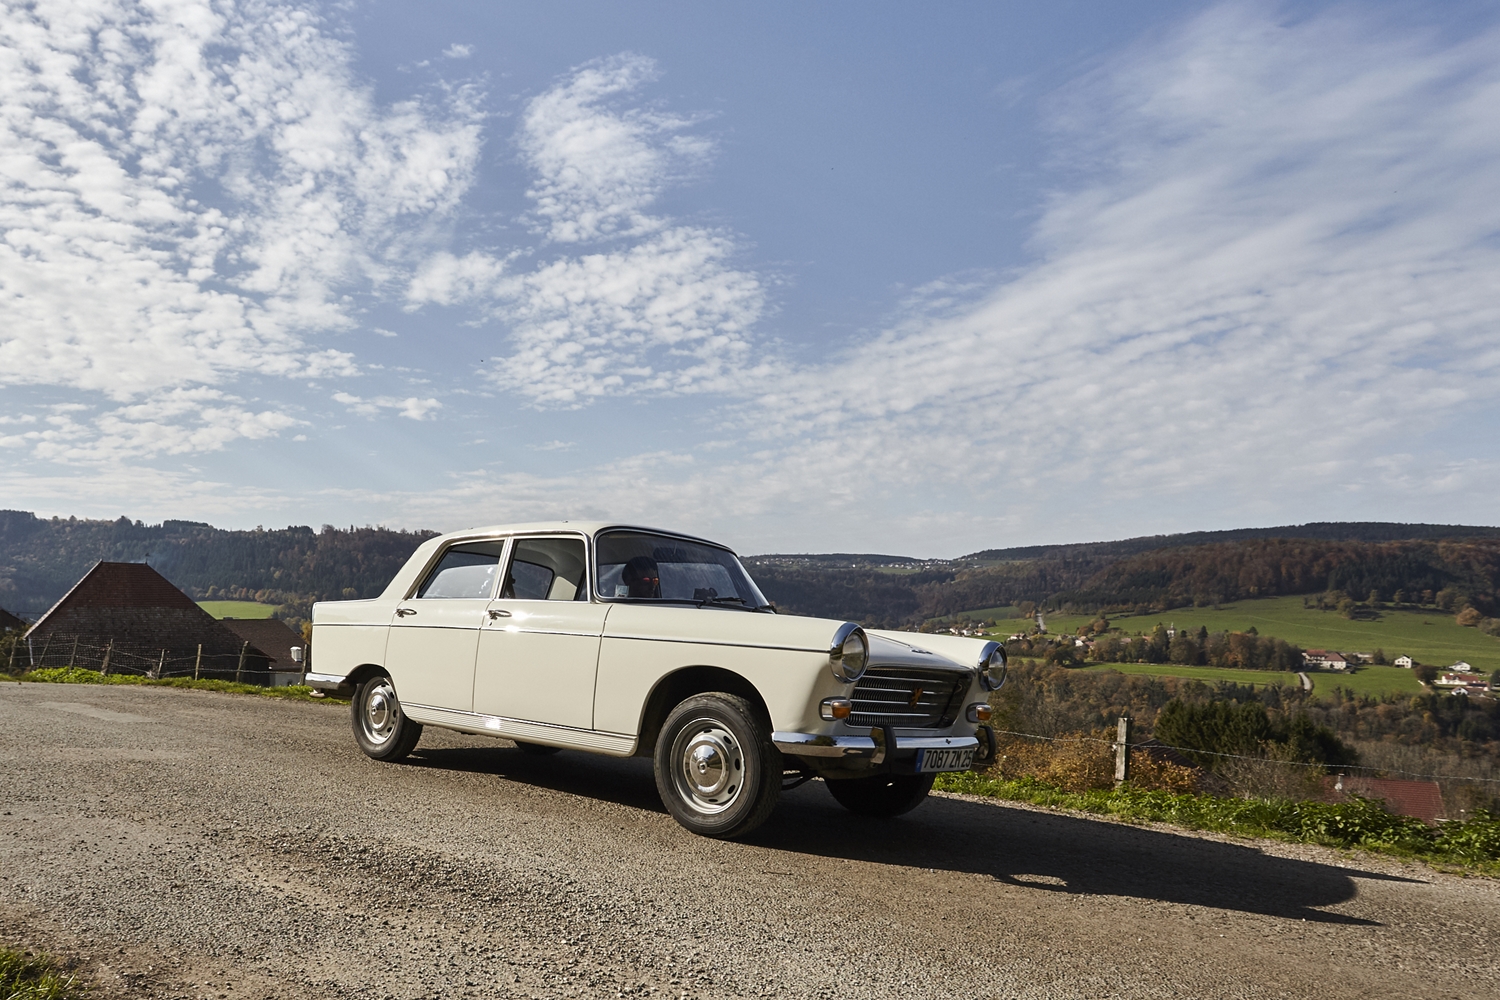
[12,667,345,703]
[933,772,1500,875]
[1078,662,1306,689]
[0,945,84,1000]
[196,599,277,619]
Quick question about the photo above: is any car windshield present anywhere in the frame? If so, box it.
[595,531,770,608]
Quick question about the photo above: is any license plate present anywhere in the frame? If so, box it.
[916,747,975,773]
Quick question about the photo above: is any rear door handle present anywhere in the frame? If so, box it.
[396,608,417,617]
[488,609,512,620]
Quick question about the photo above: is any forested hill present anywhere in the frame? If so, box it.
[746,526,1500,626]
[2,510,1497,628]
[962,522,1500,563]
[0,510,435,617]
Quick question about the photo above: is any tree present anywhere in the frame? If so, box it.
[1371,647,1388,665]
[1415,664,1439,686]
[1456,606,1483,627]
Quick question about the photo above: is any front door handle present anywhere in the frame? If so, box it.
[488,609,512,620]
[396,607,417,617]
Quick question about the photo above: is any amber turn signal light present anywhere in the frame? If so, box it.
[966,702,993,723]
[819,697,853,721]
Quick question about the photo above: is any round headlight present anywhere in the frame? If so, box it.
[829,623,869,683]
[980,642,1008,691]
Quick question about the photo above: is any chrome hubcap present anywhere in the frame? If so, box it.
[361,679,399,745]
[671,720,744,815]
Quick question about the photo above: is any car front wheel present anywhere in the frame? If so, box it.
[825,772,935,817]
[351,674,423,761]
[654,693,781,839]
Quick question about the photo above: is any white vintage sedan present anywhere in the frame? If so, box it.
[307,522,1004,838]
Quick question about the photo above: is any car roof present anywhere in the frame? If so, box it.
[434,522,730,550]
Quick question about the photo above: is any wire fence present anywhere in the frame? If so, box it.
[988,727,1500,786]
[6,634,295,684]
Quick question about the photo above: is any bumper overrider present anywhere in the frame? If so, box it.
[774,725,997,772]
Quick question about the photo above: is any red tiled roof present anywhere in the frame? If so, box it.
[1336,777,1445,825]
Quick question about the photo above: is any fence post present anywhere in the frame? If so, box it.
[101,639,113,675]
[235,640,248,683]
[153,649,165,680]
[1114,716,1133,787]
[69,636,79,668]
[38,633,52,669]
[194,644,202,681]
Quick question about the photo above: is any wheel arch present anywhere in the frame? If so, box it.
[345,662,388,690]
[635,665,770,757]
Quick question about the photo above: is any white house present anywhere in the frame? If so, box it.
[1394,655,1414,669]
[1449,661,1475,673]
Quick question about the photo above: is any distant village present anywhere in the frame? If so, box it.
[930,613,1496,695]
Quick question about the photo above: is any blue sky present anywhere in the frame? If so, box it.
[2,0,1498,556]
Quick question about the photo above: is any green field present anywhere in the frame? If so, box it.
[975,595,1499,674]
[197,600,277,620]
[1075,661,1424,698]
[1078,662,1305,689]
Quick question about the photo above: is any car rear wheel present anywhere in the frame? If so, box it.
[825,772,935,817]
[654,693,781,839]
[351,674,423,761]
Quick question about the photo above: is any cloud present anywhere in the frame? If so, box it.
[518,53,711,244]
[1,388,301,462]
[727,2,1500,545]
[0,0,481,455]
[333,392,442,420]
[443,44,473,60]
[407,54,770,407]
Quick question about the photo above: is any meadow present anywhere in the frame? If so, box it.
[196,600,277,619]
[976,595,1498,674]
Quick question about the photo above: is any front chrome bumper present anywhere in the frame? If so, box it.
[773,730,980,763]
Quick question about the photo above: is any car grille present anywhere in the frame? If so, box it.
[849,667,967,728]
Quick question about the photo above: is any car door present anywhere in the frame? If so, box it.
[473,534,606,730]
[384,539,507,712]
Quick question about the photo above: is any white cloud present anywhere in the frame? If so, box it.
[443,43,473,60]
[408,53,770,407]
[333,392,441,420]
[518,54,710,244]
[0,0,481,456]
[1,388,301,462]
[726,3,1500,546]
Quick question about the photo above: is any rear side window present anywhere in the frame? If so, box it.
[502,537,587,601]
[416,541,507,599]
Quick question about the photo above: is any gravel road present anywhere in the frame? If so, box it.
[2,682,1496,999]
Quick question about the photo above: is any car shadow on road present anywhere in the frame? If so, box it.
[755,786,1422,926]
[402,743,669,813]
[402,744,1420,925]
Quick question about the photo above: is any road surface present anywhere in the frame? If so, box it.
[1,682,1495,999]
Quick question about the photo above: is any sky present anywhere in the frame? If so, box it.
[2,0,1498,557]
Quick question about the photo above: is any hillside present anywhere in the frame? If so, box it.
[3,512,1497,631]
[0,510,435,617]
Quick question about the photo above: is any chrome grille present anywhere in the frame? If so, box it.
[849,667,966,728]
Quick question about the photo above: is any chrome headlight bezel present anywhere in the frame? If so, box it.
[979,641,1008,691]
[828,622,869,683]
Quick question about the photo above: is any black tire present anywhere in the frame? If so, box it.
[351,674,423,761]
[825,772,935,817]
[513,740,562,756]
[653,693,781,839]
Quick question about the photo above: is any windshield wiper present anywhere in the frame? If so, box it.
[700,594,746,607]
